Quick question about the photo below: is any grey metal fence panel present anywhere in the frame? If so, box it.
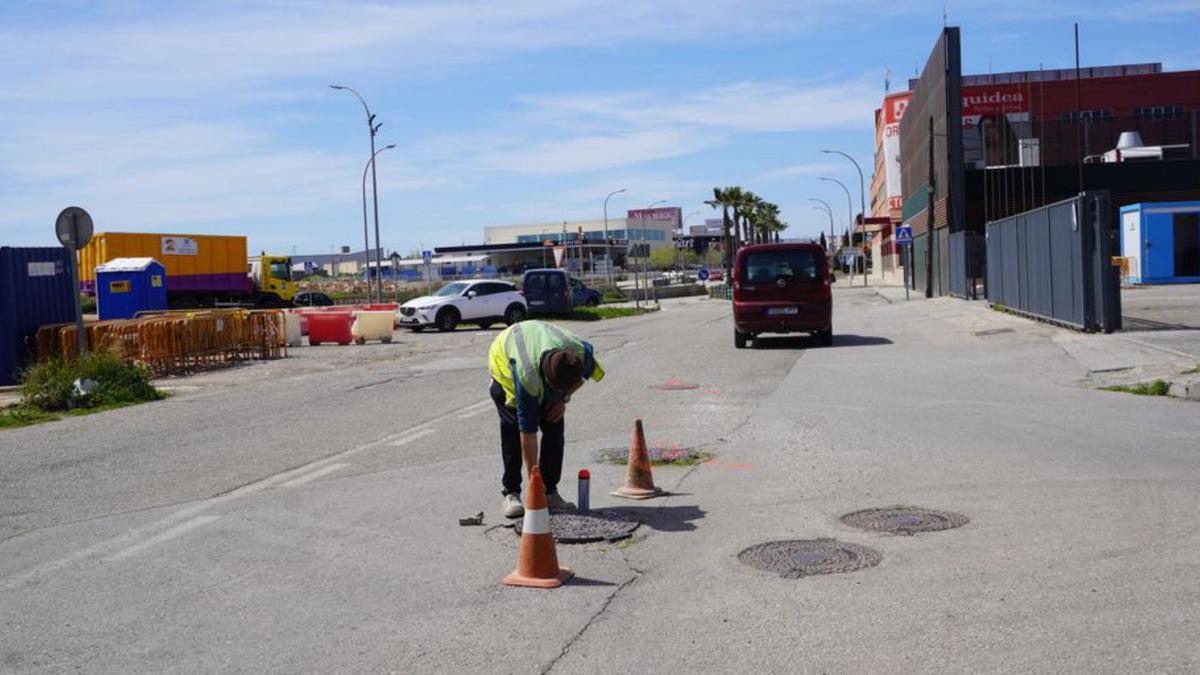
[912,233,929,295]
[984,192,1120,332]
[949,231,966,297]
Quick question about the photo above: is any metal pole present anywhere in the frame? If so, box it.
[331,84,384,303]
[810,198,835,254]
[823,149,868,286]
[360,144,395,304]
[602,188,626,287]
[1074,23,1084,194]
[67,223,87,358]
[821,177,854,283]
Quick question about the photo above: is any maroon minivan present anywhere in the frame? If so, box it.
[732,242,832,348]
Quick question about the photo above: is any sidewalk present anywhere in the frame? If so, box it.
[856,284,1200,400]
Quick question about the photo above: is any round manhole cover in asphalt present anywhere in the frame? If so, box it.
[840,506,968,535]
[737,539,881,579]
[513,510,639,543]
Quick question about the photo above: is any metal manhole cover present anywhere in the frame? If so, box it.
[737,539,881,578]
[513,510,639,543]
[840,506,968,535]
[649,378,700,391]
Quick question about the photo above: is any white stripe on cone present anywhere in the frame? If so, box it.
[523,507,550,535]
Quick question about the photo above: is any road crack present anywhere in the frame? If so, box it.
[540,555,642,675]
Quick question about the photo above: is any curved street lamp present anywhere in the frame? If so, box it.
[822,149,868,286]
[602,188,627,286]
[809,198,835,252]
[362,144,396,300]
[820,176,855,282]
[331,84,385,301]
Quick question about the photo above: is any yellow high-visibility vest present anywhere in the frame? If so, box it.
[488,320,605,407]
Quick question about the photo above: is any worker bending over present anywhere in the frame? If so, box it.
[488,320,605,517]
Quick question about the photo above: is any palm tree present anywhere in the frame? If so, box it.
[704,187,734,274]
[737,190,761,245]
[724,186,747,248]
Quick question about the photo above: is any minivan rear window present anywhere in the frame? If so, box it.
[742,250,819,283]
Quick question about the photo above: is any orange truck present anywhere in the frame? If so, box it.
[78,232,295,308]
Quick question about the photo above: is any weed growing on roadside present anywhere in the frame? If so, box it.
[1100,380,1171,396]
[1182,364,1200,375]
[567,306,659,321]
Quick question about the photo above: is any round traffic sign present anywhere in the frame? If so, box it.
[697,268,710,281]
[55,206,94,250]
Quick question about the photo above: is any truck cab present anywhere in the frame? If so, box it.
[247,255,296,307]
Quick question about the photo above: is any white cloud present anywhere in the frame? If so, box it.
[484,129,724,175]
[521,79,880,134]
[753,162,845,182]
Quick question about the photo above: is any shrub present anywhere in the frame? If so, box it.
[21,346,162,412]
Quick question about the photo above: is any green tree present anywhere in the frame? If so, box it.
[705,187,735,274]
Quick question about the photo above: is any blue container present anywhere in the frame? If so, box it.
[0,247,76,385]
[1120,201,1200,284]
[96,258,168,320]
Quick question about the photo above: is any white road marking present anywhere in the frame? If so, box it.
[280,463,349,488]
[458,407,488,419]
[103,516,220,562]
[2,422,440,588]
[389,427,439,447]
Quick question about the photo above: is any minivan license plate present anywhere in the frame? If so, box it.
[767,307,799,316]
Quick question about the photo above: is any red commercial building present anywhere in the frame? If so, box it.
[871,63,1200,273]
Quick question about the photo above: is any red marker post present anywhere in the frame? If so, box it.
[577,469,591,512]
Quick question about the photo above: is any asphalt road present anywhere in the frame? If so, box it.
[2,289,1199,673]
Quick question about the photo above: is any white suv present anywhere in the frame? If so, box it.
[399,280,528,332]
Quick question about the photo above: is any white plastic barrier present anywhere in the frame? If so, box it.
[351,310,395,344]
[284,312,303,347]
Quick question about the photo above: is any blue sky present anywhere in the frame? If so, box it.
[2,1,1197,255]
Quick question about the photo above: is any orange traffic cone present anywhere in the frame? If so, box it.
[503,466,573,588]
[610,418,665,500]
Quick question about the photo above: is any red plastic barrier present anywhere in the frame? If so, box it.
[307,312,353,346]
[366,304,398,311]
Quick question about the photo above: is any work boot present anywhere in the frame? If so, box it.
[545,492,576,512]
[503,493,524,518]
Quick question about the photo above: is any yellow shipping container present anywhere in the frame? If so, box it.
[79,232,249,289]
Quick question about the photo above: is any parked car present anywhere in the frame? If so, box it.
[398,280,527,332]
[293,291,335,307]
[569,277,603,307]
[521,269,574,315]
[732,242,832,348]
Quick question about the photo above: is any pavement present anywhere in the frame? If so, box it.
[2,288,1200,673]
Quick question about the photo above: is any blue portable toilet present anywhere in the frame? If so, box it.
[1120,202,1200,284]
[96,258,168,320]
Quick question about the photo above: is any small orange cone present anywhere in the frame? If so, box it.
[610,418,665,500]
[503,466,573,588]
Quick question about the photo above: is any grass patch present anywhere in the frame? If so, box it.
[1182,364,1200,375]
[594,445,714,466]
[1,346,165,430]
[567,306,658,321]
[1100,380,1171,396]
[0,400,160,430]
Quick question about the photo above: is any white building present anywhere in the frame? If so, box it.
[484,209,680,253]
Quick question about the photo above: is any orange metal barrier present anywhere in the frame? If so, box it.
[36,309,287,376]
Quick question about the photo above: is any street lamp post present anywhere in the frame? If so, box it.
[820,176,855,283]
[637,199,666,308]
[331,84,385,302]
[809,198,835,253]
[602,188,626,287]
[680,210,701,277]
[823,149,868,286]
[361,144,396,302]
